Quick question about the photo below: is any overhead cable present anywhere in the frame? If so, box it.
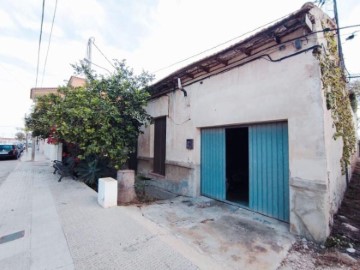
[151,22,360,75]
[151,23,360,95]
[92,41,115,68]
[41,0,58,87]
[83,58,112,74]
[151,11,299,74]
[35,0,46,88]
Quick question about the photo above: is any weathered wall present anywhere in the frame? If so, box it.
[137,91,200,196]
[42,140,62,161]
[309,7,356,237]
[137,8,348,242]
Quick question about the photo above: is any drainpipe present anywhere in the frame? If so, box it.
[177,78,187,97]
[345,163,349,186]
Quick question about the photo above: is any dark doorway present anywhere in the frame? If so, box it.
[226,127,249,205]
[153,117,166,175]
[127,147,138,172]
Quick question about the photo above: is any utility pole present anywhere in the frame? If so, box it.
[24,114,29,153]
[333,0,345,69]
[317,0,344,69]
[332,0,349,184]
[31,137,35,161]
[86,37,95,69]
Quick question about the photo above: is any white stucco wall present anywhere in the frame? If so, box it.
[43,140,62,161]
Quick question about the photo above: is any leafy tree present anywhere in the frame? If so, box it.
[15,131,26,141]
[26,60,153,170]
[25,91,62,138]
[348,80,360,113]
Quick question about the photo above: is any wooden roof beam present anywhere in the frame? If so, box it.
[198,65,210,73]
[237,47,252,56]
[215,58,228,66]
[184,72,195,79]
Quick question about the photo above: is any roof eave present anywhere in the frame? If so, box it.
[149,3,317,98]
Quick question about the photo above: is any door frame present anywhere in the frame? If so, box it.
[200,121,289,222]
[153,117,167,175]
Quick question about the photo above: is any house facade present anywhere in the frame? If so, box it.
[30,76,86,100]
[137,3,356,242]
[30,76,86,161]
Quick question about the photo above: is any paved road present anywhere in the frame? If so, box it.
[0,152,219,270]
[0,158,20,187]
[0,150,293,270]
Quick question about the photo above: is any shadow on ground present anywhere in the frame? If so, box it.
[127,182,294,270]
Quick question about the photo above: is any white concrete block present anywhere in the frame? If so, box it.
[98,177,118,208]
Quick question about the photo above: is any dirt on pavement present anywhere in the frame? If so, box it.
[279,161,360,270]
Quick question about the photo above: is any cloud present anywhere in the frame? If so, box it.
[128,0,309,79]
[0,36,38,69]
[0,62,34,130]
[1,0,360,138]
[0,10,16,29]
[55,0,106,39]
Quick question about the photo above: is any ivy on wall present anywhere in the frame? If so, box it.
[314,20,356,173]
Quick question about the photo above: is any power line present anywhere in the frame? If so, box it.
[35,0,45,88]
[151,11,297,74]
[151,23,360,76]
[83,58,112,74]
[92,40,115,68]
[151,3,359,76]
[41,0,58,87]
[345,31,359,41]
[150,23,360,95]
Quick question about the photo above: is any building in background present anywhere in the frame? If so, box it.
[30,76,86,101]
[29,75,86,160]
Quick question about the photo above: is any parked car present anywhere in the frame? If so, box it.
[17,143,25,153]
[0,144,20,160]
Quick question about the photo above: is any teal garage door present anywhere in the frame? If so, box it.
[201,128,226,200]
[249,122,289,222]
[201,122,289,222]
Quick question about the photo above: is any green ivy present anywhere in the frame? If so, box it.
[315,20,356,173]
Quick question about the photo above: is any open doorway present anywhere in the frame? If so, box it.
[226,127,249,205]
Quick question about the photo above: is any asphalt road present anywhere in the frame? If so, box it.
[0,158,20,187]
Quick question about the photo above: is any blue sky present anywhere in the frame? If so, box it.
[0,0,359,137]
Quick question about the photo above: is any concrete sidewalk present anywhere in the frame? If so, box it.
[0,150,294,269]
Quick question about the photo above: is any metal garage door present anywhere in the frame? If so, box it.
[249,122,289,222]
[201,128,226,200]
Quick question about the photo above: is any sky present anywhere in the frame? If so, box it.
[0,0,359,138]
